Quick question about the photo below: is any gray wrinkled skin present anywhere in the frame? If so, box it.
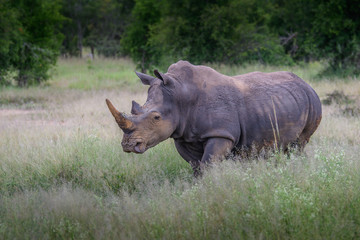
[108,61,322,176]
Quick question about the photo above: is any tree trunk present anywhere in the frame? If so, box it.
[17,71,27,87]
[141,49,146,73]
[90,45,95,59]
[77,19,83,58]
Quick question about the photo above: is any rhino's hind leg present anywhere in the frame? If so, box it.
[294,111,322,153]
[285,124,315,156]
[284,138,306,157]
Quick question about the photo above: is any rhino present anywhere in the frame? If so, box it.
[106,60,322,176]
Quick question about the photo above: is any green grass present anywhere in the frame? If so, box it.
[49,57,144,91]
[0,58,360,239]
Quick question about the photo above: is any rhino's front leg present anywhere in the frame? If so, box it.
[174,141,203,177]
[201,138,234,170]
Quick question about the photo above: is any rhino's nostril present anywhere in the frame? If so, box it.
[134,142,145,153]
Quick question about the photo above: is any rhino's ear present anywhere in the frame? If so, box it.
[131,100,144,115]
[154,69,170,85]
[135,71,157,85]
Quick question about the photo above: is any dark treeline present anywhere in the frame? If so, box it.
[1,0,359,86]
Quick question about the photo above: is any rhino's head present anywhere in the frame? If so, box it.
[106,70,179,154]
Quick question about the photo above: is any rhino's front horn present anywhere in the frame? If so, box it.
[106,99,133,130]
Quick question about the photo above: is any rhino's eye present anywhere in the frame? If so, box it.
[154,115,161,120]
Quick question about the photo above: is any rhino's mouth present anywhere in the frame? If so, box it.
[133,141,159,154]
[122,138,147,154]
[122,138,158,154]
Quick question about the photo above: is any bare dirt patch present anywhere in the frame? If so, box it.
[0,109,44,117]
[0,108,71,130]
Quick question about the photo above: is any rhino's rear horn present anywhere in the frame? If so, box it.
[131,100,144,115]
[106,99,133,130]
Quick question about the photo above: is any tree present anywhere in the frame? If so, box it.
[270,0,360,74]
[121,0,161,72]
[121,0,359,75]
[0,0,64,86]
[122,0,292,72]
[61,0,134,58]
[312,0,360,74]
[0,0,21,85]
[61,0,92,57]
[86,0,134,57]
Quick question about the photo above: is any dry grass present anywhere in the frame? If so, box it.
[0,58,360,239]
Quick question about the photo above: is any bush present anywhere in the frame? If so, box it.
[0,0,64,87]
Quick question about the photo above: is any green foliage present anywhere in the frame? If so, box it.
[151,0,292,65]
[269,0,318,60]
[0,0,64,86]
[61,0,134,58]
[60,0,89,57]
[2,0,360,84]
[120,0,162,72]
[312,0,360,75]
[0,0,21,85]
[270,0,360,75]
[122,0,293,70]
[87,0,134,57]
[120,0,359,75]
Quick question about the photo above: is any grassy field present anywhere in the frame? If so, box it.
[1,58,360,239]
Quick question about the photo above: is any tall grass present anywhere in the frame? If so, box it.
[0,58,360,239]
